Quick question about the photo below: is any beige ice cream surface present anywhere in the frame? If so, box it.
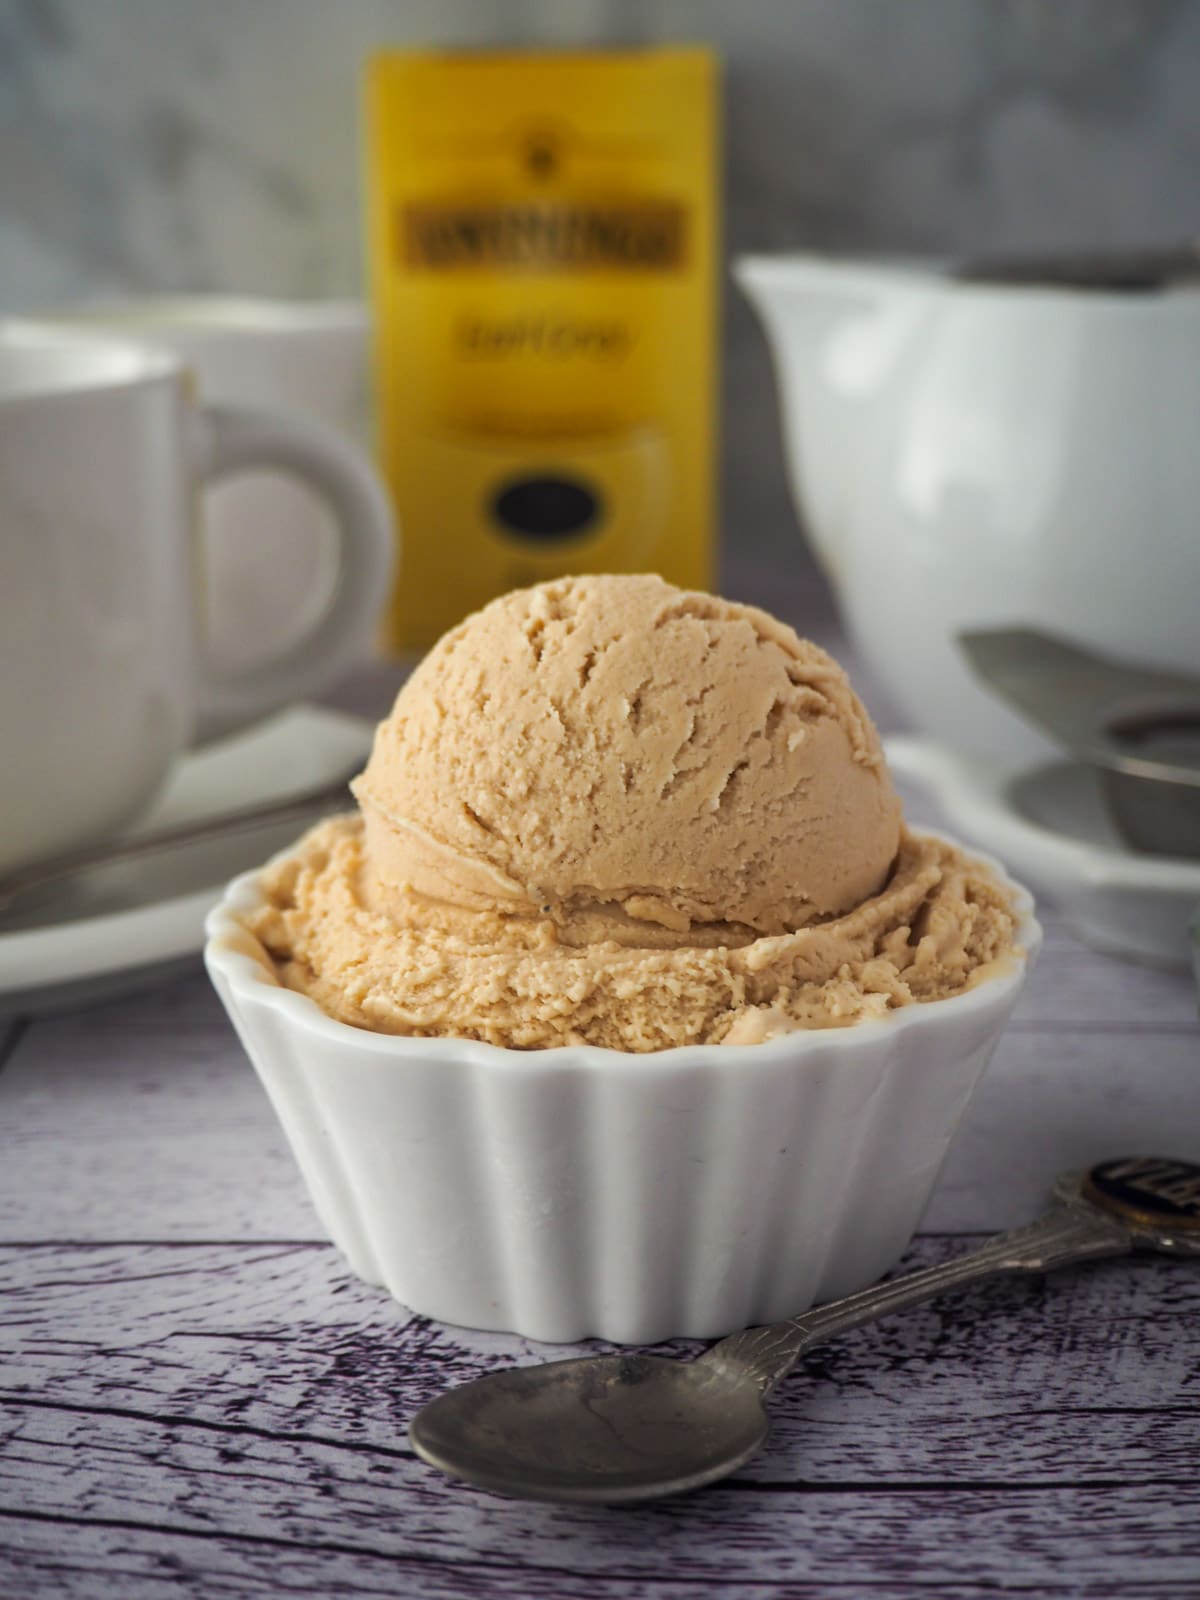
[247,575,1019,1051]
[353,574,902,940]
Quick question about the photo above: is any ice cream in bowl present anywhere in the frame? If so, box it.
[205,574,1039,1342]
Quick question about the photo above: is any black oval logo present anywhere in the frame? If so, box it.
[490,474,603,543]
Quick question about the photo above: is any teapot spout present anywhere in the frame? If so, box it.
[735,254,937,576]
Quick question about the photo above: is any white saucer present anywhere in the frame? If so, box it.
[886,734,1200,971]
[0,705,374,1016]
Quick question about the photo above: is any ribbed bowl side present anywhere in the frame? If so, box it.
[211,975,1025,1343]
[209,972,385,1287]
[652,1042,873,1341]
[449,1052,604,1341]
[576,1055,733,1344]
[206,857,1040,1346]
[745,1030,898,1327]
[802,981,1022,1312]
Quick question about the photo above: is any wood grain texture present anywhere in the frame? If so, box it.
[2,1240,1198,1598]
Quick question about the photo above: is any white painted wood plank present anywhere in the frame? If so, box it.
[2,1242,1197,1481]
[0,976,310,1243]
[923,1020,1200,1230]
[7,1516,1194,1600]
[1,1241,1197,1598]
[3,1478,1197,1600]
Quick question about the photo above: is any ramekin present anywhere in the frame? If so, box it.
[204,837,1040,1344]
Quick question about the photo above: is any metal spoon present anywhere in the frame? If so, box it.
[410,1155,1200,1504]
[958,627,1200,858]
[0,764,361,912]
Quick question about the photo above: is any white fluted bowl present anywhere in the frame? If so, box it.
[204,838,1039,1344]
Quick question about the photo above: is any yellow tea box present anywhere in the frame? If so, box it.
[364,47,718,650]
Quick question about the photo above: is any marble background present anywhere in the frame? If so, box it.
[2,0,1198,583]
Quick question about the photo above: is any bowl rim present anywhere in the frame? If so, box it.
[203,827,1041,1073]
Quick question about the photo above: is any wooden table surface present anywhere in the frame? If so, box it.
[2,601,1199,1599]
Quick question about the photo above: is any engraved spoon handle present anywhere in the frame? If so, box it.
[706,1201,1132,1396]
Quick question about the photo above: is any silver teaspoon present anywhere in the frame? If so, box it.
[410,1156,1200,1505]
[0,764,362,912]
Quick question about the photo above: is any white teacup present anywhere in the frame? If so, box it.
[0,322,393,875]
[36,297,372,671]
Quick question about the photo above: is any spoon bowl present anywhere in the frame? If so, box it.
[410,1353,769,1504]
[409,1158,1200,1504]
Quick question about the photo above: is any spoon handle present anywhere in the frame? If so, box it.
[706,1200,1132,1396]
[0,768,360,909]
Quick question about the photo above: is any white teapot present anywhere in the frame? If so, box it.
[737,253,1200,762]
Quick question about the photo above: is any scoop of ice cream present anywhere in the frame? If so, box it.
[251,575,1019,1050]
[351,574,902,940]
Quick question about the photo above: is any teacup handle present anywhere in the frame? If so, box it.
[187,402,395,742]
